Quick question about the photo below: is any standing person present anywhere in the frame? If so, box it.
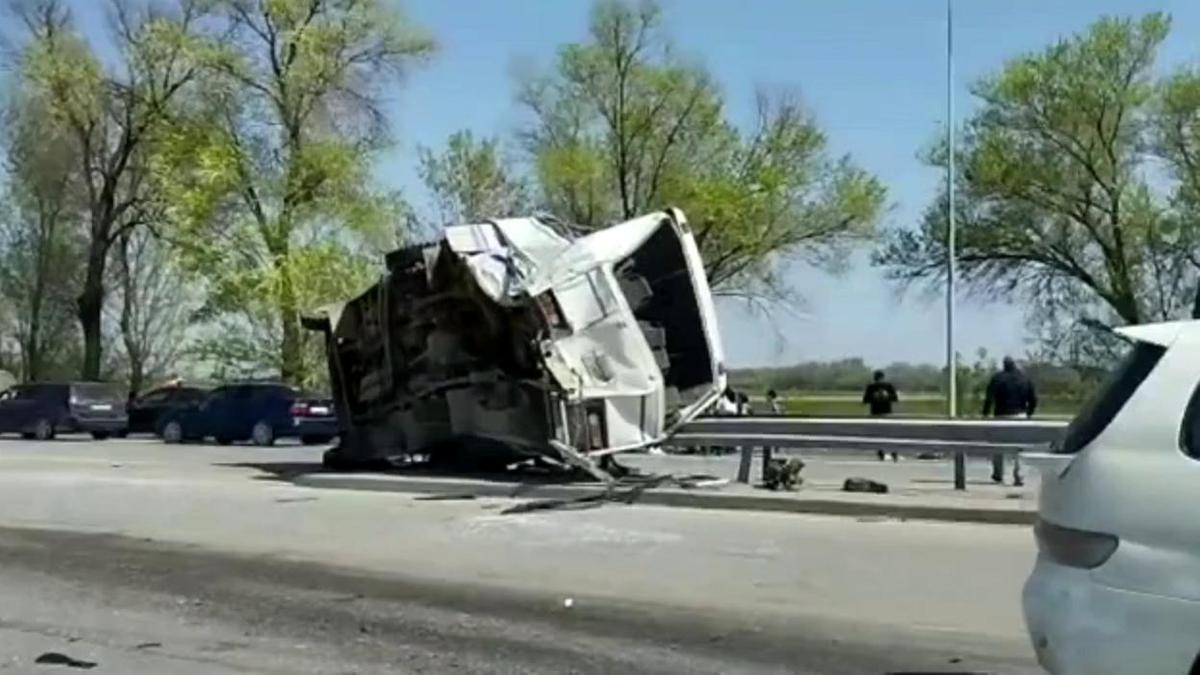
[982,356,1037,486]
[761,389,785,481]
[765,389,784,415]
[862,370,899,461]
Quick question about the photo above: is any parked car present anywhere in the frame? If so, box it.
[125,385,208,435]
[0,382,128,440]
[1022,320,1200,675]
[157,383,337,446]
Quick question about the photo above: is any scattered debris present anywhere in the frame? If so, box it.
[843,477,889,494]
[762,458,805,491]
[134,642,162,650]
[497,467,728,514]
[562,597,574,609]
[500,493,608,515]
[34,652,96,669]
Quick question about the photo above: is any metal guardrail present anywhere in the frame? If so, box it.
[678,416,1066,445]
[665,433,1040,457]
[670,416,1069,489]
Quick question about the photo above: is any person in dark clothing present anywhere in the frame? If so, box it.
[863,370,899,461]
[982,356,1037,486]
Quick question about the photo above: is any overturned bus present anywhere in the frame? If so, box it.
[303,209,726,480]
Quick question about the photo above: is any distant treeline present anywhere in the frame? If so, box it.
[730,357,1108,399]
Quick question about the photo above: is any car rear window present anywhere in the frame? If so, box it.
[72,383,122,402]
[1058,341,1165,454]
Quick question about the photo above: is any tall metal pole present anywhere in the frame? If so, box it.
[947,0,965,490]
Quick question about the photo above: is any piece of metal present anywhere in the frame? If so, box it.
[736,445,753,483]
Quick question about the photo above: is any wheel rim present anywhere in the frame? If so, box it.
[253,423,271,445]
[164,422,181,443]
[35,420,51,440]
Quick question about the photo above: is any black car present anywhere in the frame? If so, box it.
[0,382,128,440]
[158,383,337,446]
[126,386,208,435]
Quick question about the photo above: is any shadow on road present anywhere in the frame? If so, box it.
[214,459,597,489]
[217,461,325,483]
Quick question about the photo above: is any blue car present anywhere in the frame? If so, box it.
[157,383,337,446]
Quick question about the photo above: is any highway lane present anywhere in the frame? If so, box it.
[0,439,1040,673]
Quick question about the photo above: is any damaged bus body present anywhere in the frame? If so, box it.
[304,209,726,480]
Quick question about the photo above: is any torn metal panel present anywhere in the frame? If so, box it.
[306,210,726,474]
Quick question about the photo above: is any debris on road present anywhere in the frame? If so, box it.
[303,210,725,483]
[762,457,805,491]
[497,462,728,515]
[842,477,889,494]
[34,652,97,669]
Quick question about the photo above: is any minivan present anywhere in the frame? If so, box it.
[0,382,128,440]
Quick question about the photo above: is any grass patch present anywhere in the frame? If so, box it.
[752,392,1080,418]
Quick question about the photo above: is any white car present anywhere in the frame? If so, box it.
[304,209,726,479]
[1023,320,1200,674]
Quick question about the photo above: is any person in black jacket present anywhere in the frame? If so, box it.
[862,371,899,461]
[982,356,1037,486]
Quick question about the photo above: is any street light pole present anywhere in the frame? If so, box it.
[946,0,964,490]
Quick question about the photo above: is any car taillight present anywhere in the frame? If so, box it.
[1035,518,1119,569]
[290,403,309,416]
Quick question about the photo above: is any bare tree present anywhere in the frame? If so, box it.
[107,227,190,394]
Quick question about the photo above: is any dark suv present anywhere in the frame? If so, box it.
[158,383,337,446]
[0,382,128,440]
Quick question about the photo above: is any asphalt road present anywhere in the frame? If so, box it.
[0,438,1040,673]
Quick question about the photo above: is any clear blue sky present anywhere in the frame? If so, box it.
[53,0,1200,367]
[382,0,1200,368]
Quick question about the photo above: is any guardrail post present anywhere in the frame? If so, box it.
[736,444,753,484]
[954,452,966,490]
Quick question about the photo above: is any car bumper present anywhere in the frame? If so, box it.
[63,417,128,433]
[1023,555,1200,675]
[285,417,337,438]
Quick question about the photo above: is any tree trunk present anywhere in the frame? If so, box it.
[26,279,44,382]
[1193,281,1200,320]
[77,245,107,381]
[273,239,302,385]
[278,281,302,385]
[26,316,41,383]
[117,234,144,394]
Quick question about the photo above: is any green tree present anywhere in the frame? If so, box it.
[14,0,208,380]
[1155,65,1200,317]
[519,0,884,298]
[158,0,433,384]
[0,87,84,382]
[418,130,529,226]
[876,14,1196,361]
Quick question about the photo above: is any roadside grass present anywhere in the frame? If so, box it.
[748,392,1080,419]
